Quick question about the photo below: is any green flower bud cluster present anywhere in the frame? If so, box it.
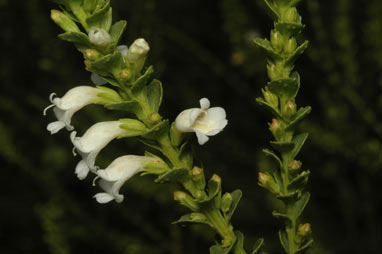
[254,0,313,253]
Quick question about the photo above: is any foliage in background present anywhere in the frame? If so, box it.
[0,0,381,253]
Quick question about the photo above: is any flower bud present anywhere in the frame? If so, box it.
[192,166,206,190]
[262,88,279,108]
[297,223,312,237]
[51,9,80,33]
[127,38,150,72]
[174,191,199,211]
[283,7,300,23]
[149,112,162,123]
[220,192,233,213]
[118,69,132,81]
[289,160,302,172]
[269,118,283,140]
[88,27,112,47]
[270,30,284,52]
[84,49,102,61]
[282,101,297,119]
[267,64,279,81]
[258,172,280,194]
[284,37,297,54]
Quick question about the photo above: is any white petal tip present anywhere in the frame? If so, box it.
[93,193,115,204]
[47,121,66,134]
[199,98,210,109]
[196,131,209,145]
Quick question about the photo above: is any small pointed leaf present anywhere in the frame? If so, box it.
[292,192,310,220]
[270,141,294,154]
[268,77,299,101]
[91,50,124,73]
[262,148,282,168]
[278,230,289,253]
[146,79,163,113]
[209,244,231,254]
[226,189,242,221]
[256,97,283,119]
[286,40,309,65]
[86,1,112,31]
[254,38,282,60]
[155,168,191,183]
[288,170,310,191]
[285,106,311,131]
[252,238,265,254]
[58,31,91,47]
[289,132,309,159]
[131,65,154,93]
[297,239,314,252]
[275,22,305,35]
[172,213,210,225]
[110,20,127,45]
[233,231,245,253]
[272,211,291,223]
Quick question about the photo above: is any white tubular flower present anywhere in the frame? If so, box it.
[44,86,114,134]
[70,121,127,180]
[94,155,154,203]
[88,27,112,47]
[126,38,150,71]
[175,98,228,145]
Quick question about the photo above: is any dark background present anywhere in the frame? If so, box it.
[0,0,381,253]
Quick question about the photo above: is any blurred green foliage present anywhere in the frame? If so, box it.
[0,0,381,253]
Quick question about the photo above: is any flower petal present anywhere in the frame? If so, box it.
[93,192,115,203]
[75,160,90,180]
[195,131,209,145]
[47,121,66,134]
[199,98,210,110]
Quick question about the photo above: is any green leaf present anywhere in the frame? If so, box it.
[270,140,294,154]
[292,192,310,220]
[262,148,282,168]
[289,132,309,159]
[275,22,305,35]
[256,97,283,120]
[251,238,265,254]
[209,244,231,254]
[58,31,91,47]
[90,50,124,73]
[233,231,246,254]
[105,100,142,114]
[86,0,112,31]
[290,0,303,7]
[110,20,127,45]
[272,211,291,223]
[172,213,210,226]
[206,175,222,200]
[253,38,283,60]
[264,0,279,17]
[96,76,120,87]
[146,79,163,113]
[144,120,169,140]
[288,170,310,191]
[268,77,299,101]
[82,0,98,13]
[138,138,161,152]
[285,106,311,131]
[286,40,309,65]
[297,239,314,252]
[278,230,289,253]
[179,141,193,169]
[155,168,191,183]
[226,189,242,221]
[132,66,154,93]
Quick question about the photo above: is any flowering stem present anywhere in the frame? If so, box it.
[255,0,313,253]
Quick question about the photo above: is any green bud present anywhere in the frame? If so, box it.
[258,172,280,194]
[211,174,222,184]
[84,49,102,61]
[118,68,132,81]
[149,112,162,123]
[297,223,312,237]
[262,88,279,108]
[270,30,284,52]
[283,7,300,23]
[174,191,199,211]
[269,118,283,140]
[192,166,206,190]
[118,118,148,137]
[267,64,279,81]
[189,212,207,221]
[282,101,297,119]
[289,160,302,172]
[220,192,233,213]
[284,37,297,54]
[50,9,81,33]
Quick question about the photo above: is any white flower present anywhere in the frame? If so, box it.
[44,86,109,134]
[88,27,112,47]
[70,121,126,180]
[93,155,154,203]
[126,38,150,71]
[175,98,228,145]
